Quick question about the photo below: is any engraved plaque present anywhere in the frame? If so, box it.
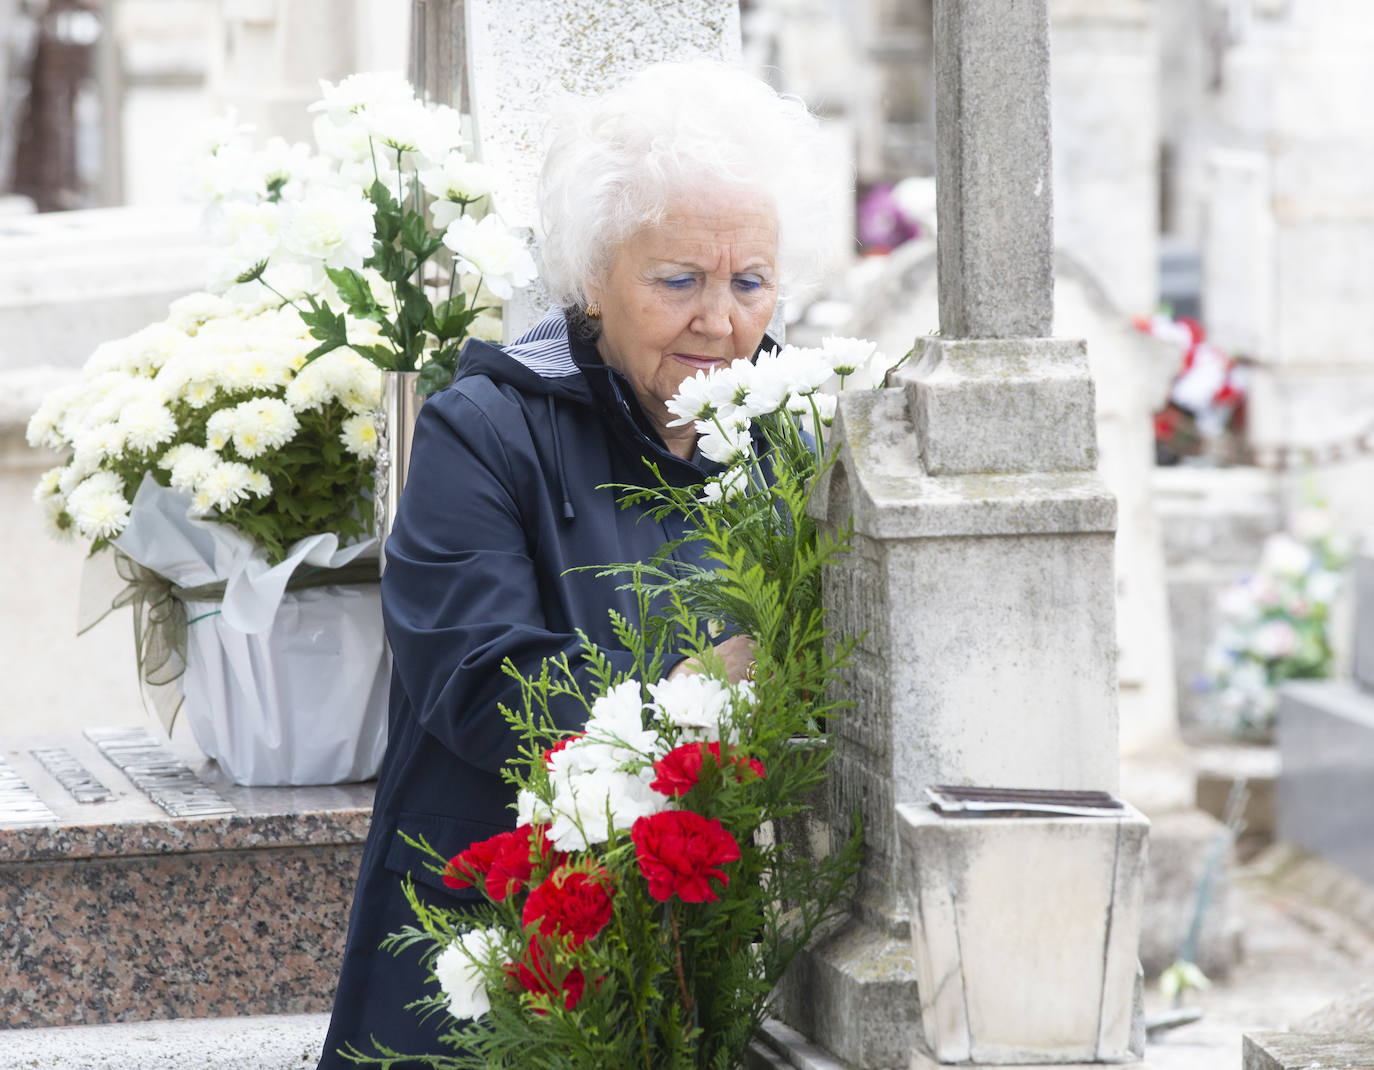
[85,728,236,818]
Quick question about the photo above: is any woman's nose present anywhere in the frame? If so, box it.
[692,283,734,339]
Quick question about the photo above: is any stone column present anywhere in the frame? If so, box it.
[785,2,1146,1067]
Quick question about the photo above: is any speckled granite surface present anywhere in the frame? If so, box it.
[0,730,376,1029]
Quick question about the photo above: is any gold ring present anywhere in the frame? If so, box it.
[744,662,757,682]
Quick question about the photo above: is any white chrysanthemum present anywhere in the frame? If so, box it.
[121,323,185,376]
[199,460,265,512]
[66,472,131,540]
[226,397,299,458]
[434,929,497,1022]
[118,400,178,453]
[33,466,64,503]
[166,292,233,334]
[443,214,537,300]
[40,496,77,543]
[160,444,217,492]
[821,336,878,377]
[280,187,377,272]
[71,423,128,466]
[245,469,271,497]
[696,419,752,466]
[205,409,236,451]
[26,393,69,450]
[340,412,379,459]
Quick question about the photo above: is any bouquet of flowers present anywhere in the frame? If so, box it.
[1199,506,1349,739]
[346,337,890,1067]
[1135,313,1248,464]
[27,291,383,562]
[195,70,535,396]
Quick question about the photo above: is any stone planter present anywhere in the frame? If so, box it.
[897,800,1149,1068]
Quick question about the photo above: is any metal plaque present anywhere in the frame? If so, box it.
[0,754,58,825]
[85,728,235,818]
[31,746,113,804]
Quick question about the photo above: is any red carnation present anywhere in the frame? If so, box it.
[508,934,586,1012]
[443,824,564,900]
[631,810,741,903]
[649,742,766,797]
[522,867,616,947]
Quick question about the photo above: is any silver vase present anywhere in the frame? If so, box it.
[375,370,424,572]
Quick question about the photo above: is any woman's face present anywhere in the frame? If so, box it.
[588,185,779,438]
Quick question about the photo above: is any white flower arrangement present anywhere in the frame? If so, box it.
[29,290,383,562]
[1199,507,1350,739]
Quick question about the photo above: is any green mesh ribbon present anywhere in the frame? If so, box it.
[80,549,380,733]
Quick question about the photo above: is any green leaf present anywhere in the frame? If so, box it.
[325,267,383,321]
[369,178,402,243]
[400,210,444,260]
[425,294,469,340]
[297,296,349,364]
[416,360,453,396]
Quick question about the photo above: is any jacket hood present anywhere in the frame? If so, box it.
[455,310,595,404]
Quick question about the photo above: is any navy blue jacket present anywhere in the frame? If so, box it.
[318,311,759,1067]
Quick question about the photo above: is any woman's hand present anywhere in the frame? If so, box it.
[668,634,757,685]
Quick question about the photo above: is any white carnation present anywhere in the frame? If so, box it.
[648,674,736,742]
[546,762,665,853]
[443,214,537,300]
[434,928,497,1022]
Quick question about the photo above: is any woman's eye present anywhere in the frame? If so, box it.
[662,275,696,290]
[733,276,764,293]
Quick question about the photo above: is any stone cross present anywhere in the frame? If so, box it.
[785,1,1148,1067]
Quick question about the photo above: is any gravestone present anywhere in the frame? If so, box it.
[783,2,1148,1067]
[461,0,742,339]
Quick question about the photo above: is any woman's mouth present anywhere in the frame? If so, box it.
[669,353,728,372]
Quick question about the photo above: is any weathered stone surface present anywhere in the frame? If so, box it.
[897,337,1099,476]
[465,0,742,229]
[1243,1031,1374,1070]
[898,803,1148,1065]
[933,0,1054,338]
[1354,549,1374,693]
[1277,680,1374,886]
[1298,981,1374,1034]
[1194,743,1279,842]
[1138,808,1238,978]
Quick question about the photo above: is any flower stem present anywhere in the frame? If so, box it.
[669,905,693,1021]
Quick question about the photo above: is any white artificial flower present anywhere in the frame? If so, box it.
[280,187,377,272]
[701,467,748,505]
[207,199,283,291]
[228,397,300,458]
[310,71,416,123]
[340,412,379,459]
[312,113,373,166]
[248,136,326,202]
[1249,620,1298,661]
[443,214,536,300]
[420,152,495,228]
[696,420,753,466]
[118,400,178,453]
[66,472,131,540]
[821,336,878,377]
[199,460,263,512]
[418,103,467,163]
[361,96,431,154]
[1260,533,1312,579]
[434,929,497,1022]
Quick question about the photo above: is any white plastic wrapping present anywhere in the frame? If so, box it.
[113,476,389,786]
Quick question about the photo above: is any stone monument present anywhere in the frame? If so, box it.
[782,2,1148,1067]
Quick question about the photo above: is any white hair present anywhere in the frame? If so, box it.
[537,59,845,308]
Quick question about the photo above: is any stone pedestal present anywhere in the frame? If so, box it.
[1244,1032,1374,1070]
[898,804,1147,1068]
[0,729,371,1027]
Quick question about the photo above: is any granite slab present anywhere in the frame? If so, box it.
[1244,1031,1374,1070]
[0,728,375,1029]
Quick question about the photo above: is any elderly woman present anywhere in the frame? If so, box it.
[318,60,836,1065]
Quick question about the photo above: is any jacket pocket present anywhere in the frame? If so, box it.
[382,810,512,903]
